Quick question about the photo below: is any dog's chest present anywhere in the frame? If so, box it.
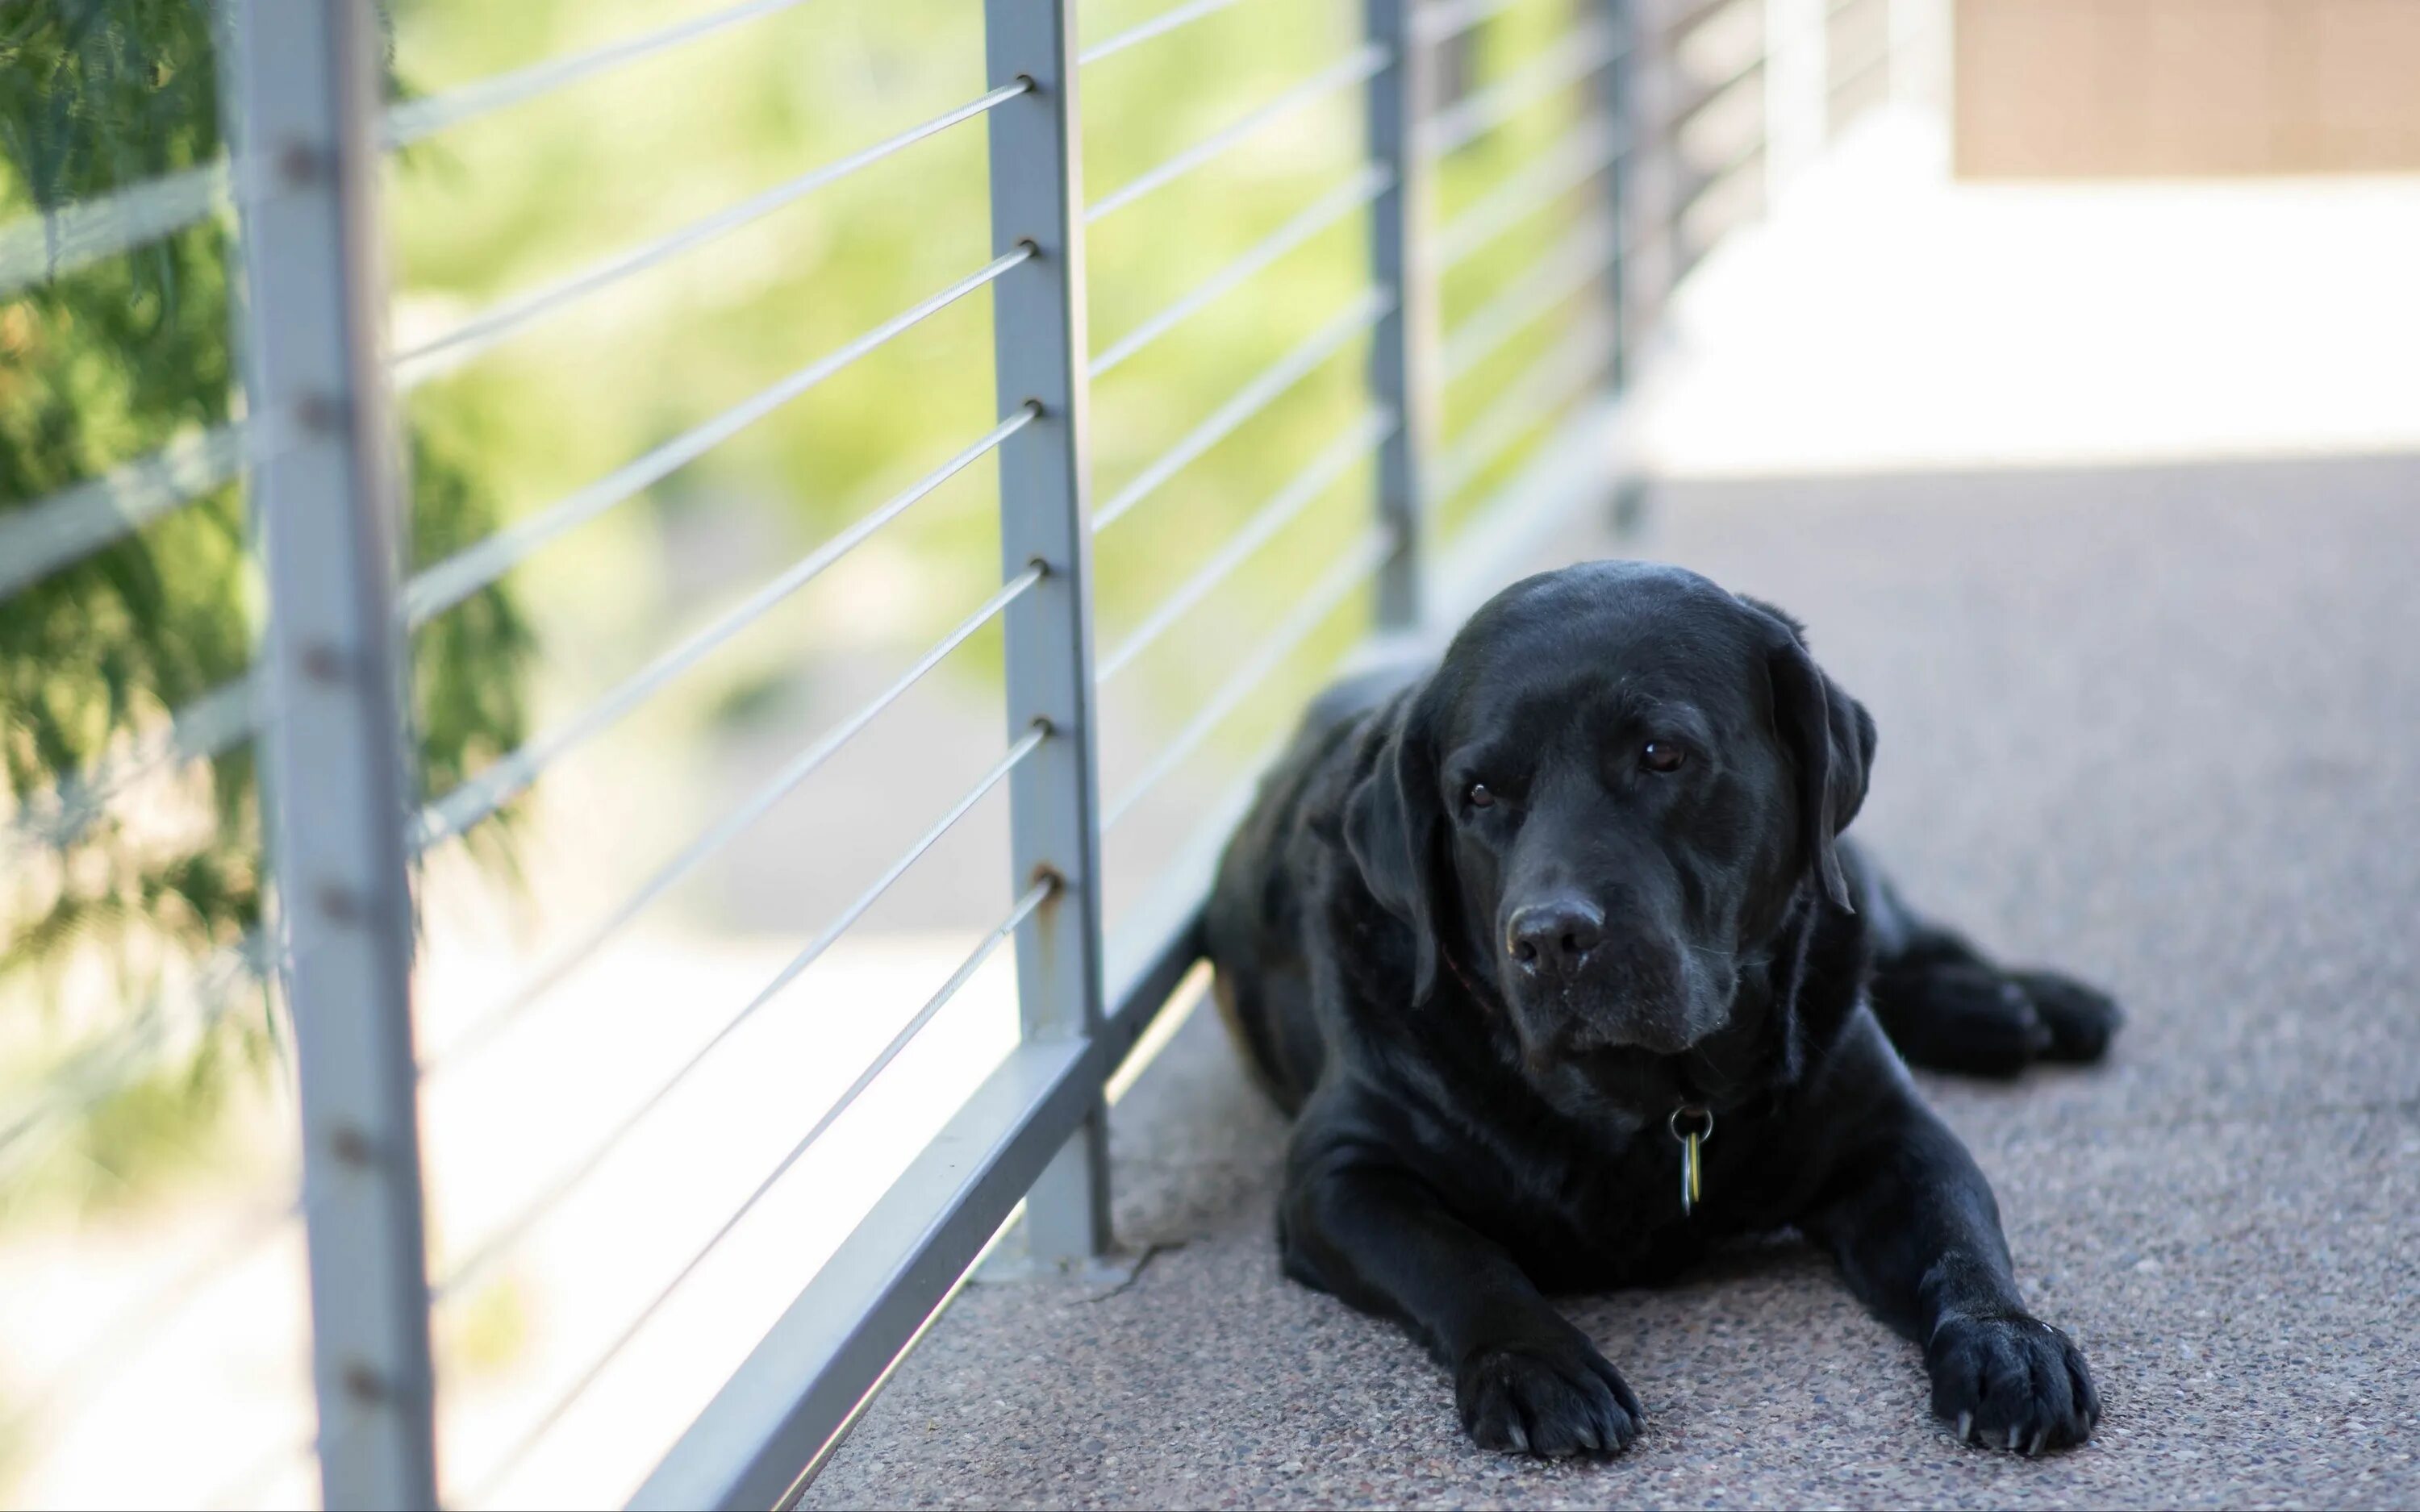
[1411,1121,1697,1288]
[1416,1103,1798,1290]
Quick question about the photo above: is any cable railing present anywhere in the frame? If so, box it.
[2,673,258,858]
[1671,48,1767,131]
[1079,0,1262,66]
[1091,289,1393,532]
[421,561,1048,1064]
[403,246,1033,631]
[1441,210,1621,380]
[408,407,1037,854]
[0,418,270,598]
[1083,44,1391,223]
[1091,165,1392,378]
[1416,0,1529,44]
[0,0,1928,1504]
[432,721,1049,1307]
[0,158,229,297]
[0,928,273,1182]
[1436,119,1626,269]
[383,0,826,148]
[1095,407,1398,685]
[390,81,1033,390]
[468,873,1056,1506]
[1434,306,1615,501]
[1101,524,1396,831]
[1419,19,1625,159]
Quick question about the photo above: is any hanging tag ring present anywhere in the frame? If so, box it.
[1669,1104,1715,1217]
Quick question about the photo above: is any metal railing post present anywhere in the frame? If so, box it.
[982,0,1114,1267]
[1601,0,1637,390]
[1365,0,1437,631]
[227,1,440,1504]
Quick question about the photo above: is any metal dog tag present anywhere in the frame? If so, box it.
[1670,1105,1715,1217]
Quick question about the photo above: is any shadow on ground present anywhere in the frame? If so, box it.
[805,454,2420,1510]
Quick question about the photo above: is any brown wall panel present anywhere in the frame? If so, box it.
[1956,0,2420,177]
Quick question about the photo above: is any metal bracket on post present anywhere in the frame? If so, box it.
[227,2,441,1506]
[1366,0,1437,633]
[981,0,1115,1273]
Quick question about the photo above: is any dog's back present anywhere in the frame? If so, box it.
[1205,660,1422,1115]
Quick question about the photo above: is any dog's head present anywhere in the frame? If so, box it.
[1344,560,1874,1108]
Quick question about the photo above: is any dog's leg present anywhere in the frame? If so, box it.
[1802,1017,2102,1452]
[1858,860,2121,1075]
[1278,1127,1642,1459]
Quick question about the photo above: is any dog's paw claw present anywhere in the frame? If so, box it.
[1927,1314,2099,1454]
[1456,1331,1643,1460]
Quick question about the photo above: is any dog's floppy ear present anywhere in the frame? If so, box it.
[1344,683,1449,1002]
[1744,597,1876,911]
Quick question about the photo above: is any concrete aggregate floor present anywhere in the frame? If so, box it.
[807,456,2420,1510]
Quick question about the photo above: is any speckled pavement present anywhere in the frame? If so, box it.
[804,455,2420,1510]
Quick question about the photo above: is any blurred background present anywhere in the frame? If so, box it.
[2,0,2414,1507]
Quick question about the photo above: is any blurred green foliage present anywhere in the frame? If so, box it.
[0,0,531,1212]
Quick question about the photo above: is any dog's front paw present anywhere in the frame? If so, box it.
[1926,1313,2101,1454]
[1454,1330,1643,1459]
[2009,970,2122,1063]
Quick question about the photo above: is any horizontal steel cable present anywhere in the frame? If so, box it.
[390,81,1032,389]
[1095,406,1396,685]
[1674,132,1767,219]
[2,675,259,860]
[384,0,824,147]
[0,160,227,299]
[1103,525,1394,830]
[1436,122,1625,272]
[1433,309,1612,500]
[409,406,1037,853]
[0,930,273,1183]
[1441,213,1617,381]
[1084,44,1388,223]
[403,246,1033,628]
[431,722,1049,1303]
[1091,288,1392,533]
[463,874,1055,1504]
[1415,0,1528,44]
[1091,165,1392,380]
[1079,0,1254,66]
[418,563,1047,1069]
[1671,0,1746,40]
[1670,50,1767,132]
[0,414,289,600]
[1418,19,1624,160]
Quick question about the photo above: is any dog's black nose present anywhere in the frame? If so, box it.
[1507,899,1604,975]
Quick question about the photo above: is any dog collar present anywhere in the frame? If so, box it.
[1669,1104,1715,1216]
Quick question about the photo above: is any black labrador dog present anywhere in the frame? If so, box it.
[1204,560,2120,1460]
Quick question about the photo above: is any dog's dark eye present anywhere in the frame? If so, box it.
[1466,782,1496,810]
[1641,740,1687,773]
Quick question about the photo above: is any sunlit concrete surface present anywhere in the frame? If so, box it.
[805,455,2420,1511]
[1629,110,2420,476]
